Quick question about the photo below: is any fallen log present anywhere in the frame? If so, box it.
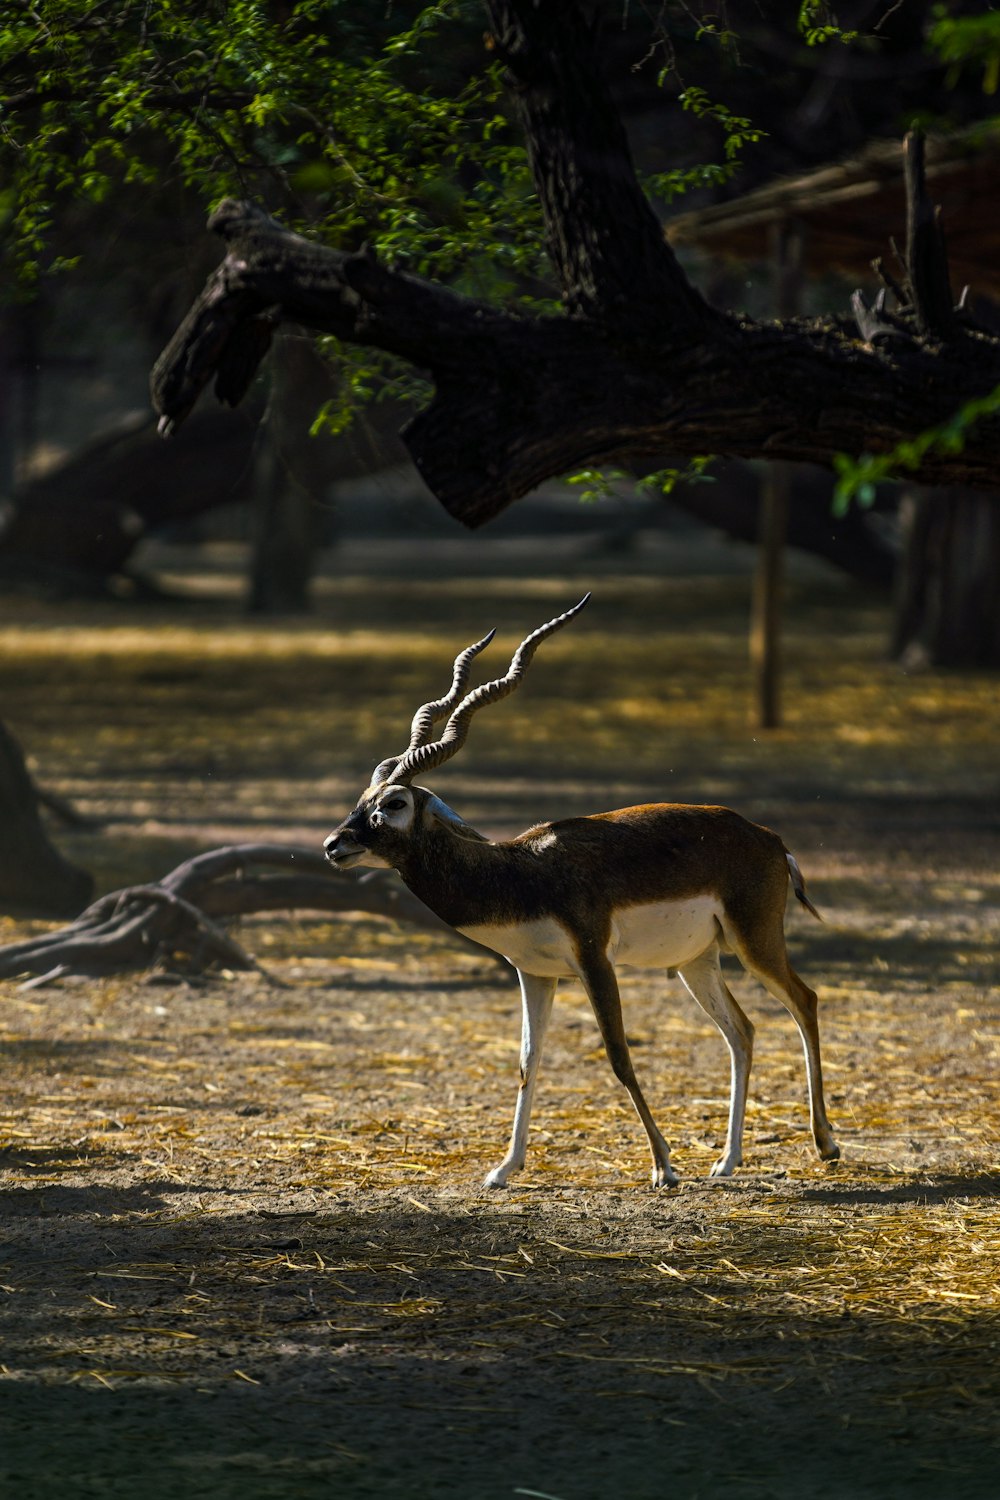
[0,843,497,981]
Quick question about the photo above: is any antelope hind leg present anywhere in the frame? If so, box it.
[677,944,754,1177]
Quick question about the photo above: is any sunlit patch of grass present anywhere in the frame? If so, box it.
[3,574,998,837]
[0,561,997,1494]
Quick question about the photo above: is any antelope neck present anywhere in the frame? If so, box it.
[393,823,553,931]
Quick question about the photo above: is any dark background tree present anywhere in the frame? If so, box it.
[152,9,1000,514]
[0,719,92,917]
[4,2,1000,586]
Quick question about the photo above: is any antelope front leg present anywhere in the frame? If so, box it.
[483,971,557,1188]
[577,946,677,1188]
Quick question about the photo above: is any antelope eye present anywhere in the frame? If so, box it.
[384,797,407,812]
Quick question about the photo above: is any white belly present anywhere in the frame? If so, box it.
[609,896,720,969]
[457,897,720,978]
[457,915,576,977]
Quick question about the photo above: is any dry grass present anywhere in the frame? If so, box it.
[1,547,998,1497]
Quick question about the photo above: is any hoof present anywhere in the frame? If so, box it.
[709,1158,739,1178]
[482,1167,511,1189]
[651,1166,680,1189]
[820,1142,841,1162]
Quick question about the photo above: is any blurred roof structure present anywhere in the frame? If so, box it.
[666,126,1000,297]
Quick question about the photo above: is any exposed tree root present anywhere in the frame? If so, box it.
[0,843,495,982]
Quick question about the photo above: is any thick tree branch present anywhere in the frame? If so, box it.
[150,14,1000,526]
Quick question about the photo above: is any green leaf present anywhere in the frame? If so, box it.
[834,381,1000,508]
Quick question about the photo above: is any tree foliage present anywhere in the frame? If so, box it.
[834,380,1000,510]
[5,2,1000,504]
[8,1,924,297]
[1,1,541,292]
[929,6,1000,95]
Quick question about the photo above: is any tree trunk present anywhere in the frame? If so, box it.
[892,488,1000,667]
[247,333,336,615]
[0,720,93,917]
[0,409,259,591]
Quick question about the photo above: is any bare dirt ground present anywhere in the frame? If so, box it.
[1,541,998,1499]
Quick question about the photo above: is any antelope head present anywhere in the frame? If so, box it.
[323,596,590,872]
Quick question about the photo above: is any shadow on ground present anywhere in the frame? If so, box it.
[2,1184,998,1500]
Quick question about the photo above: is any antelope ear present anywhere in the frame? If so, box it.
[370,757,400,789]
[420,791,488,843]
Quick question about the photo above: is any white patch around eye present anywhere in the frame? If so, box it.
[375,787,415,831]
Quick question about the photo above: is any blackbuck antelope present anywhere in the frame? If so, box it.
[324,597,839,1187]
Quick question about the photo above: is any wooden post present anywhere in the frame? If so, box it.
[750,460,790,728]
[750,222,803,729]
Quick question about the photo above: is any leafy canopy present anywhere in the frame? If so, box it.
[1,1,788,287]
[7,2,996,491]
[0,0,774,431]
[0,0,540,295]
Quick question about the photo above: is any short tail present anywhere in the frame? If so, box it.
[786,852,823,921]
